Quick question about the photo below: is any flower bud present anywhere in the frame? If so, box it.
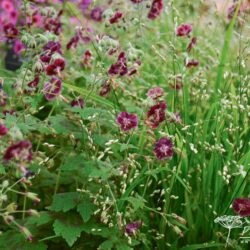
[3,215,14,225]
[6,203,17,213]
[32,60,44,73]
[2,180,9,188]
[27,209,40,217]
[20,227,33,241]
[25,192,40,203]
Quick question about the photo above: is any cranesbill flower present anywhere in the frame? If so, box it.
[71,98,84,108]
[66,35,79,50]
[117,112,138,131]
[3,23,19,39]
[108,52,128,76]
[0,124,8,136]
[109,11,123,24]
[3,140,33,162]
[153,137,173,160]
[185,59,199,68]
[125,221,142,235]
[43,41,62,55]
[46,58,65,76]
[148,0,163,20]
[146,101,167,129]
[176,24,192,37]
[44,77,62,101]
[232,198,250,217]
[44,10,63,35]
[90,7,103,22]
[147,87,164,100]
[28,76,40,88]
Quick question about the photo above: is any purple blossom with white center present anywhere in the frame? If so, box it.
[125,221,142,235]
[3,140,33,162]
[44,77,62,101]
[117,112,138,131]
[153,137,173,160]
[147,87,164,100]
[146,101,167,129]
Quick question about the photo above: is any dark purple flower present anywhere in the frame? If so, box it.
[186,59,199,68]
[147,0,163,20]
[0,89,8,106]
[125,221,142,235]
[232,198,250,217]
[147,87,164,100]
[3,140,33,162]
[176,24,192,37]
[43,41,62,55]
[90,7,103,22]
[108,52,128,76]
[66,35,79,50]
[46,58,65,76]
[146,101,167,129]
[0,124,8,136]
[44,14,62,35]
[187,37,197,52]
[109,11,123,24]
[40,54,51,64]
[44,77,62,101]
[28,76,40,88]
[3,23,19,39]
[153,137,173,160]
[117,112,138,131]
[71,98,84,108]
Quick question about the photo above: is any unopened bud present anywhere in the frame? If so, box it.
[6,203,17,213]
[2,180,9,188]
[25,192,40,203]
[20,227,33,241]
[27,209,40,217]
[3,215,14,225]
